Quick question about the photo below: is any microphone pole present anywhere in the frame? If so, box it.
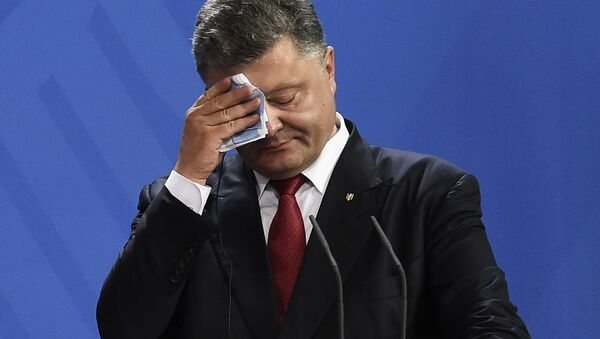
[309,215,344,339]
[370,216,407,339]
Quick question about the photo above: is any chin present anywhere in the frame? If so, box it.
[253,156,305,179]
[241,144,312,178]
[256,164,299,179]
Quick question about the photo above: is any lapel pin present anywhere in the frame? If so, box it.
[345,193,355,202]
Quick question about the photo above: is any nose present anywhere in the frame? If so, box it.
[265,104,284,137]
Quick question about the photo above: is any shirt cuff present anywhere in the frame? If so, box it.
[164,170,212,215]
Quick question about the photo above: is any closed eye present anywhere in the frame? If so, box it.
[269,93,296,106]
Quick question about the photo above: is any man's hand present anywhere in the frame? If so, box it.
[174,77,261,185]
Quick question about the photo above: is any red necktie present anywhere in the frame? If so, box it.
[267,175,307,323]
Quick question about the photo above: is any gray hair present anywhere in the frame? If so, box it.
[192,0,327,78]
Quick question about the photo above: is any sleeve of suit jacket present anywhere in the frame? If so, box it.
[96,177,214,338]
[421,169,530,338]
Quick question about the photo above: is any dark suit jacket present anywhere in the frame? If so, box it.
[97,119,530,338]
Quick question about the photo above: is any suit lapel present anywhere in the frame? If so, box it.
[213,158,278,339]
[278,121,389,339]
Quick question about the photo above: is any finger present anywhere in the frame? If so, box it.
[187,85,254,118]
[215,113,261,139]
[192,77,232,107]
[204,97,261,126]
[204,85,254,113]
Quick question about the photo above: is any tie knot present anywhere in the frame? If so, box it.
[270,174,306,196]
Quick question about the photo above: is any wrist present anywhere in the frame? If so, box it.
[173,164,209,185]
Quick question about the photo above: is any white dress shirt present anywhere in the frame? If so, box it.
[165,113,350,243]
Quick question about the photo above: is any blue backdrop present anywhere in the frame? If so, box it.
[1,1,598,338]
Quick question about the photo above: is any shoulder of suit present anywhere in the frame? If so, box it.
[367,144,472,190]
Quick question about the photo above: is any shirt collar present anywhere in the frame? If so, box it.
[254,112,350,197]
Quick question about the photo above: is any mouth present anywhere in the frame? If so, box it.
[263,138,292,150]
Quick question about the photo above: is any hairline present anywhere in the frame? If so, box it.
[198,35,327,82]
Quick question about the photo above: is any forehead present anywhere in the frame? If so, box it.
[203,38,321,92]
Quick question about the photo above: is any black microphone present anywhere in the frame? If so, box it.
[369,216,407,339]
[309,215,344,339]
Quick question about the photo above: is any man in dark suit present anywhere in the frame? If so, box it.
[97,0,530,338]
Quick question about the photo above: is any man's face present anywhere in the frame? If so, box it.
[205,38,338,180]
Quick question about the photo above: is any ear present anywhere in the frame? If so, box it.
[324,46,336,95]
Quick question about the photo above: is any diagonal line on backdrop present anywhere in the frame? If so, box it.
[0,141,97,333]
[37,76,132,233]
[88,3,181,161]
[0,0,19,28]
[161,0,198,40]
[0,289,29,338]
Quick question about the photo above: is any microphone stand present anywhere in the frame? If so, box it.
[370,216,407,339]
[309,215,344,339]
